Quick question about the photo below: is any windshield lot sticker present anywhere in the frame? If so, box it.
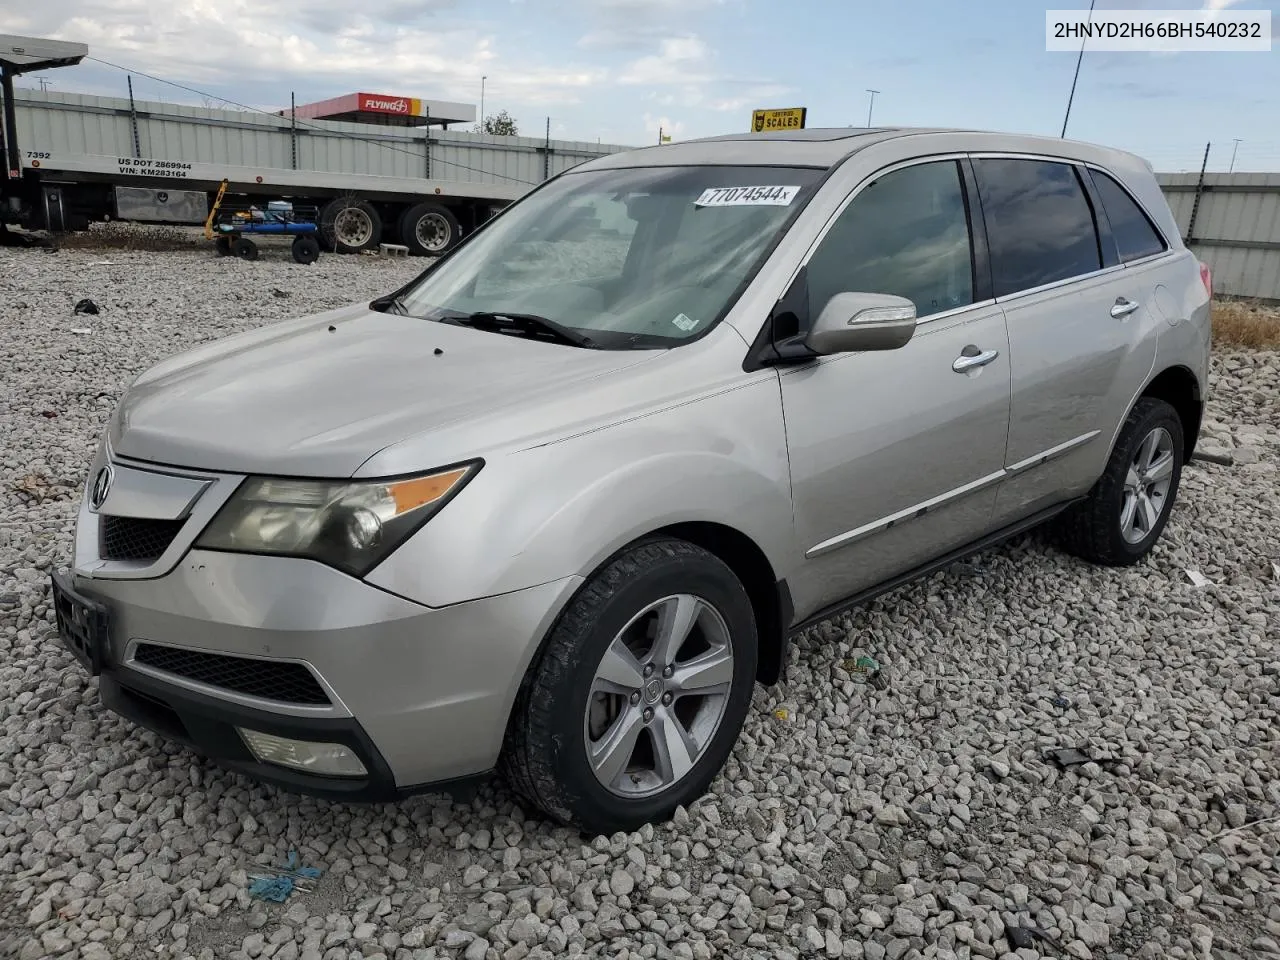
[694,185,799,207]
[672,313,698,332]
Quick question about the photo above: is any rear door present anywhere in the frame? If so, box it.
[970,156,1161,525]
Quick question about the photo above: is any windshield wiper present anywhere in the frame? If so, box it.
[455,312,599,349]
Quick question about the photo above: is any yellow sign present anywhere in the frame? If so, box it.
[751,107,807,133]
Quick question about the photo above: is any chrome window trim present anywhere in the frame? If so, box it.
[993,263,1126,306]
[122,638,352,718]
[1120,250,1178,270]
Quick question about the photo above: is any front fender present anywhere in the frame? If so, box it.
[365,376,795,609]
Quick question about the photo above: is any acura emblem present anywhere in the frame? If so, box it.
[90,465,113,510]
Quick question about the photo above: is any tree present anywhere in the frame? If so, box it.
[478,110,519,136]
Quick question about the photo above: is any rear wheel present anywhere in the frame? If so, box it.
[1055,397,1184,565]
[291,235,320,265]
[398,202,460,256]
[232,237,259,261]
[502,539,757,834]
[320,198,381,253]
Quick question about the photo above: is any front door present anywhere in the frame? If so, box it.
[777,158,1013,620]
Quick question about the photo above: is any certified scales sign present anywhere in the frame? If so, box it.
[750,107,807,133]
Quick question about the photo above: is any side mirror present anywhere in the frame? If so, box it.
[804,292,917,355]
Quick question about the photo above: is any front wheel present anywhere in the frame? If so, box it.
[502,539,757,834]
[1056,397,1184,566]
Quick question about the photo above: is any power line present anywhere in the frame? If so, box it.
[84,56,541,186]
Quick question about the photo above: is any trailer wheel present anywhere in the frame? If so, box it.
[399,202,461,256]
[214,236,232,257]
[320,198,382,253]
[233,237,259,261]
[291,235,321,265]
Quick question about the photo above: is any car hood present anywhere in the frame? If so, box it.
[110,304,659,477]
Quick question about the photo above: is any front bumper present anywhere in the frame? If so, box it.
[59,551,580,798]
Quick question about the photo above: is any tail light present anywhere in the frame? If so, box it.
[1199,260,1212,297]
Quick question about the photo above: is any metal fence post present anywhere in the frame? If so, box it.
[290,92,297,169]
[543,116,551,181]
[1185,141,1210,246]
[126,75,141,159]
[424,106,432,179]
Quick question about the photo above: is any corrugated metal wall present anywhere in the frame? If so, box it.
[1157,172,1280,302]
[13,89,631,188]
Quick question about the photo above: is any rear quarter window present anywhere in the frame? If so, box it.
[972,158,1102,298]
[1090,169,1168,263]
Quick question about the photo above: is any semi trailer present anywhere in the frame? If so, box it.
[1,34,630,254]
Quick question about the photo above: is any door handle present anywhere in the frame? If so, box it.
[952,348,999,373]
[1111,297,1141,318]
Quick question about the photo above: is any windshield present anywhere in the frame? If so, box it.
[393,165,825,349]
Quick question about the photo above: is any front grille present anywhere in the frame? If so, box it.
[100,516,186,562]
[132,643,332,705]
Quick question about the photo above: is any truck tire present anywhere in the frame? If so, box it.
[398,202,461,256]
[320,198,382,254]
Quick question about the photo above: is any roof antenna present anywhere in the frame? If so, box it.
[1060,0,1096,138]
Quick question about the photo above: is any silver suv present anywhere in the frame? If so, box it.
[54,128,1211,834]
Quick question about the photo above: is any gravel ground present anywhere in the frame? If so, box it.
[2,247,1278,960]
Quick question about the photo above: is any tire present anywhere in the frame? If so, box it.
[1055,397,1184,566]
[291,234,320,265]
[214,236,231,257]
[398,202,461,256]
[232,237,259,261]
[319,198,381,253]
[501,539,758,835]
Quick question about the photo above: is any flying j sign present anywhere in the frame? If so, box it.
[750,108,807,133]
[358,94,426,117]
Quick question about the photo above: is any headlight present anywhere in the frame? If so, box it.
[196,462,480,576]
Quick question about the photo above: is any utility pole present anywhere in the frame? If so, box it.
[865,89,880,127]
[480,76,487,132]
[1229,138,1242,173]
[1061,0,1097,138]
[36,77,51,92]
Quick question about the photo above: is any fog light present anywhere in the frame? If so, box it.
[237,728,368,777]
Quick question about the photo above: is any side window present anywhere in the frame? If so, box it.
[806,160,974,321]
[1090,169,1167,263]
[972,158,1101,297]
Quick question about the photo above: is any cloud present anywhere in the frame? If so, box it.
[708,83,795,113]
[1103,80,1180,99]
[642,111,685,140]
[25,0,604,110]
[618,36,713,85]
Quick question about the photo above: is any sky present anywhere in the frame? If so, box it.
[4,0,1279,172]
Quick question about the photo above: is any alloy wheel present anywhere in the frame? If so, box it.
[584,594,734,799]
[1120,426,1175,544]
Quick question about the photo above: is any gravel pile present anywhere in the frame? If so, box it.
[2,247,1278,960]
